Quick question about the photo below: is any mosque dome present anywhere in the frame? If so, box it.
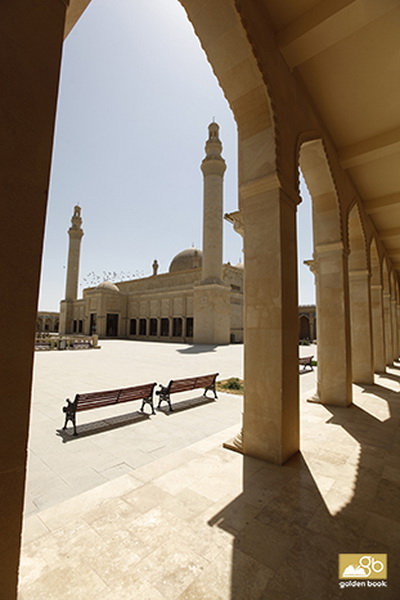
[234,261,244,269]
[95,280,120,292]
[169,248,203,273]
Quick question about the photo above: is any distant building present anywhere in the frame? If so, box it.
[57,123,316,344]
[60,123,244,344]
[36,312,59,333]
[298,306,316,340]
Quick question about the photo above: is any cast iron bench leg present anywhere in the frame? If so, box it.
[203,384,218,399]
[140,397,156,415]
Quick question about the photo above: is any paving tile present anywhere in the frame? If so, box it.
[159,487,214,521]
[126,505,189,549]
[21,514,50,545]
[36,474,142,531]
[137,536,209,599]
[122,482,174,513]
[178,546,273,600]
[19,563,107,600]
[235,519,296,571]
[263,562,340,600]
[364,512,400,547]
[101,576,165,600]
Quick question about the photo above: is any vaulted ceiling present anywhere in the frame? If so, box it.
[261,0,400,270]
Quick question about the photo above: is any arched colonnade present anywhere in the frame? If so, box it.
[1,1,399,595]
[179,0,400,464]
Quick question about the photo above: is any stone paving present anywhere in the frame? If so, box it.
[25,340,317,515]
[23,341,400,599]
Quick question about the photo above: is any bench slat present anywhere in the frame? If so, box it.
[169,379,197,393]
[75,384,156,410]
[63,382,157,434]
[118,384,155,403]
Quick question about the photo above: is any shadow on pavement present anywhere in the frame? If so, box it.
[56,411,150,442]
[177,345,218,354]
[156,395,216,415]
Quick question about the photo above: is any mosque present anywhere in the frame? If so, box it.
[59,122,245,344]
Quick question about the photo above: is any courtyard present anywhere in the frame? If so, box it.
[18,341,400,598]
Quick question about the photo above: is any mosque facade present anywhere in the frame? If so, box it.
[59,123,244,344]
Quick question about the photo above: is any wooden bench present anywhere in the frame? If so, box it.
[35,341,51,350]
[62,382,157,435]
[299,356,314,372]
[70,341,91,349]
[156,373,218,412]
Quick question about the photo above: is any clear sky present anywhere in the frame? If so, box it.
[38,0,315,311]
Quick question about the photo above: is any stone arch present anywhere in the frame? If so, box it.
[382,258,393,365]
[390,269,397,298]
[348,203,368,272]
[299,138,342,248]
[299,314,310,340]
[382,258,391,293]
[180,0,278,186]
[347,203,373,383]
[369,238,386,372]
[298,137,351,405]
[370,237,382,287]
[390,269,399,361]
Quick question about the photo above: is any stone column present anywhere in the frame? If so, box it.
[397,304,400,360]
[0,1,67,596]
[391,299,398,362]
[241,182,300,465]
[348,270,374,384]
[194,122,230,345]
[383,292,393,365]
[311,243,352,406]
[370,284,386,372]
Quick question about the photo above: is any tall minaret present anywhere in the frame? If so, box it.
[65,205,83,301]
[200,121,226,284]
[193,123,230,345]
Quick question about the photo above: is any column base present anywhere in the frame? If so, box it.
[193,282,230,345]
[307,392,352,407]
[223,429,243,454]
[307,393,321,404]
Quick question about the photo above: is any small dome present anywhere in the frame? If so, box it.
[96,280,120,292]
[169,248,203,273]
[234,261,244,269]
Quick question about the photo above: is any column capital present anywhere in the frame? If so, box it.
[348,269,370,280]
[315,241,347,256]
[225,210,244,237]
[240,174,300,206]
[304,259,317,276]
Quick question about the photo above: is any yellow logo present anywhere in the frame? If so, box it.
[339,554,387,580]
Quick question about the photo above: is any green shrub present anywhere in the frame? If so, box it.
[225,377,241,390]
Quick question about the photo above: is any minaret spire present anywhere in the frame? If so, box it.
[193,123,230,345]
[65,205,84,301]
[200,121,226,283]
